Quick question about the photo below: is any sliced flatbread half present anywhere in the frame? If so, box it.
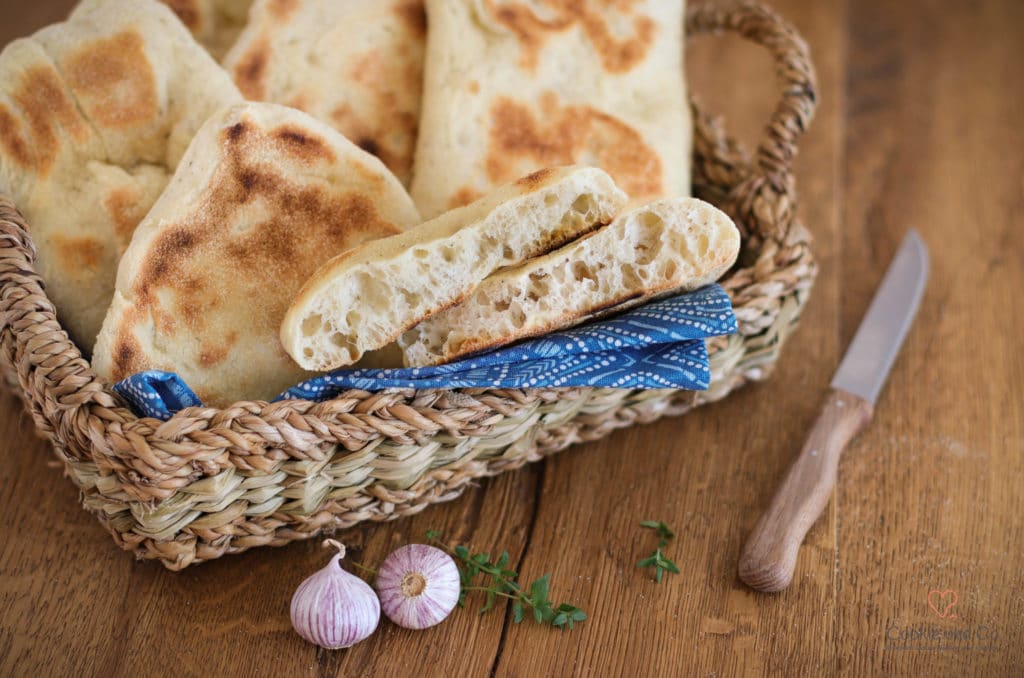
[223,0,425,185]
[399,197,740,366]
[410,0,690,218]
[92,102,420,406]
[282,165,627,371]
[0,0,242,351]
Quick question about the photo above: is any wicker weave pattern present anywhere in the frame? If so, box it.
[0,1,817,570]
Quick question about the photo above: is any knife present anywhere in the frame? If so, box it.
[738,229,929,592]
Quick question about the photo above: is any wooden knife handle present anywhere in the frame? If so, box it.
[739,388,873,592]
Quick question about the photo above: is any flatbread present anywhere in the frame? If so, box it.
[92,103,420,406]
[0,0,242,351]
[281,166,627,371]
[400,197,740,366]
[223,0,426,185]
[411,0,690,218]
[156,0,254,59]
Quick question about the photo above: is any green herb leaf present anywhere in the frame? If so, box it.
[638,521,679,583]
[481,589,496,614]
[425,529,442,541]
[640,520,675,541]
[529,575,550,604]
[425,531,584,630]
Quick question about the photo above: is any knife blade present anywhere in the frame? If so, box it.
[831,229,930,404]
[738,229,929,592]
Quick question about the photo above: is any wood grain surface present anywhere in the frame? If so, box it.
[1,1,1021,675]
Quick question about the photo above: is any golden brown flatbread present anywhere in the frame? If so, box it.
[411,0,690,218]
[0,0,242,351]
[92,103,421,406]
[223,0,426,185]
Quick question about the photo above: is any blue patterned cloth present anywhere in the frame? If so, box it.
[114,284,736,420]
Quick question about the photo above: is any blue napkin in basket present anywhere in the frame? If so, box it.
[114,284,736,420]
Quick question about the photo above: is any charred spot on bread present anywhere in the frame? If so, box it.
[515,167,557,189]
[226,121,248,143]
[134,226,200,298]
[104,186,147,247]
[232,40,269,100]
[486,0,572,70]
[62,31,159,128]
[165,227,197,253]
[237,168,260,195]
[357,137,380,157]
[484,0,654,73]
[273,124,336,163]
[394,1,427,37]
[0,104,33,170]
[52,235,104,270]
[7,64,88,177]
[112,331,141,379]
[487,93,662,201]
[578,9,655,73]
[198,331,238,368]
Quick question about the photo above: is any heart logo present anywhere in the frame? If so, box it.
[927,589,958,619]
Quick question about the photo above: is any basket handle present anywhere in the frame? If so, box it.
[686,1,818,194]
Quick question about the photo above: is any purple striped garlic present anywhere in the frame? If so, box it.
[290,540,380,649]
[375,544,460,629]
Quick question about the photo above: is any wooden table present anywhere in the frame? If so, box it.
[1,1,1021,675]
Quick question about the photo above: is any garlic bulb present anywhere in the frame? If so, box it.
[290,540,380,649]
[375,544,460,629]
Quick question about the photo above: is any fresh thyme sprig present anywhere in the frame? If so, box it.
[637,520,680,583]
[426,530,586,629]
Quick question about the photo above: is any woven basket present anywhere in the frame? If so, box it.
[0,1,817,570]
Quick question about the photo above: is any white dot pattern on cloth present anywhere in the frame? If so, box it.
[114,285,738,420]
